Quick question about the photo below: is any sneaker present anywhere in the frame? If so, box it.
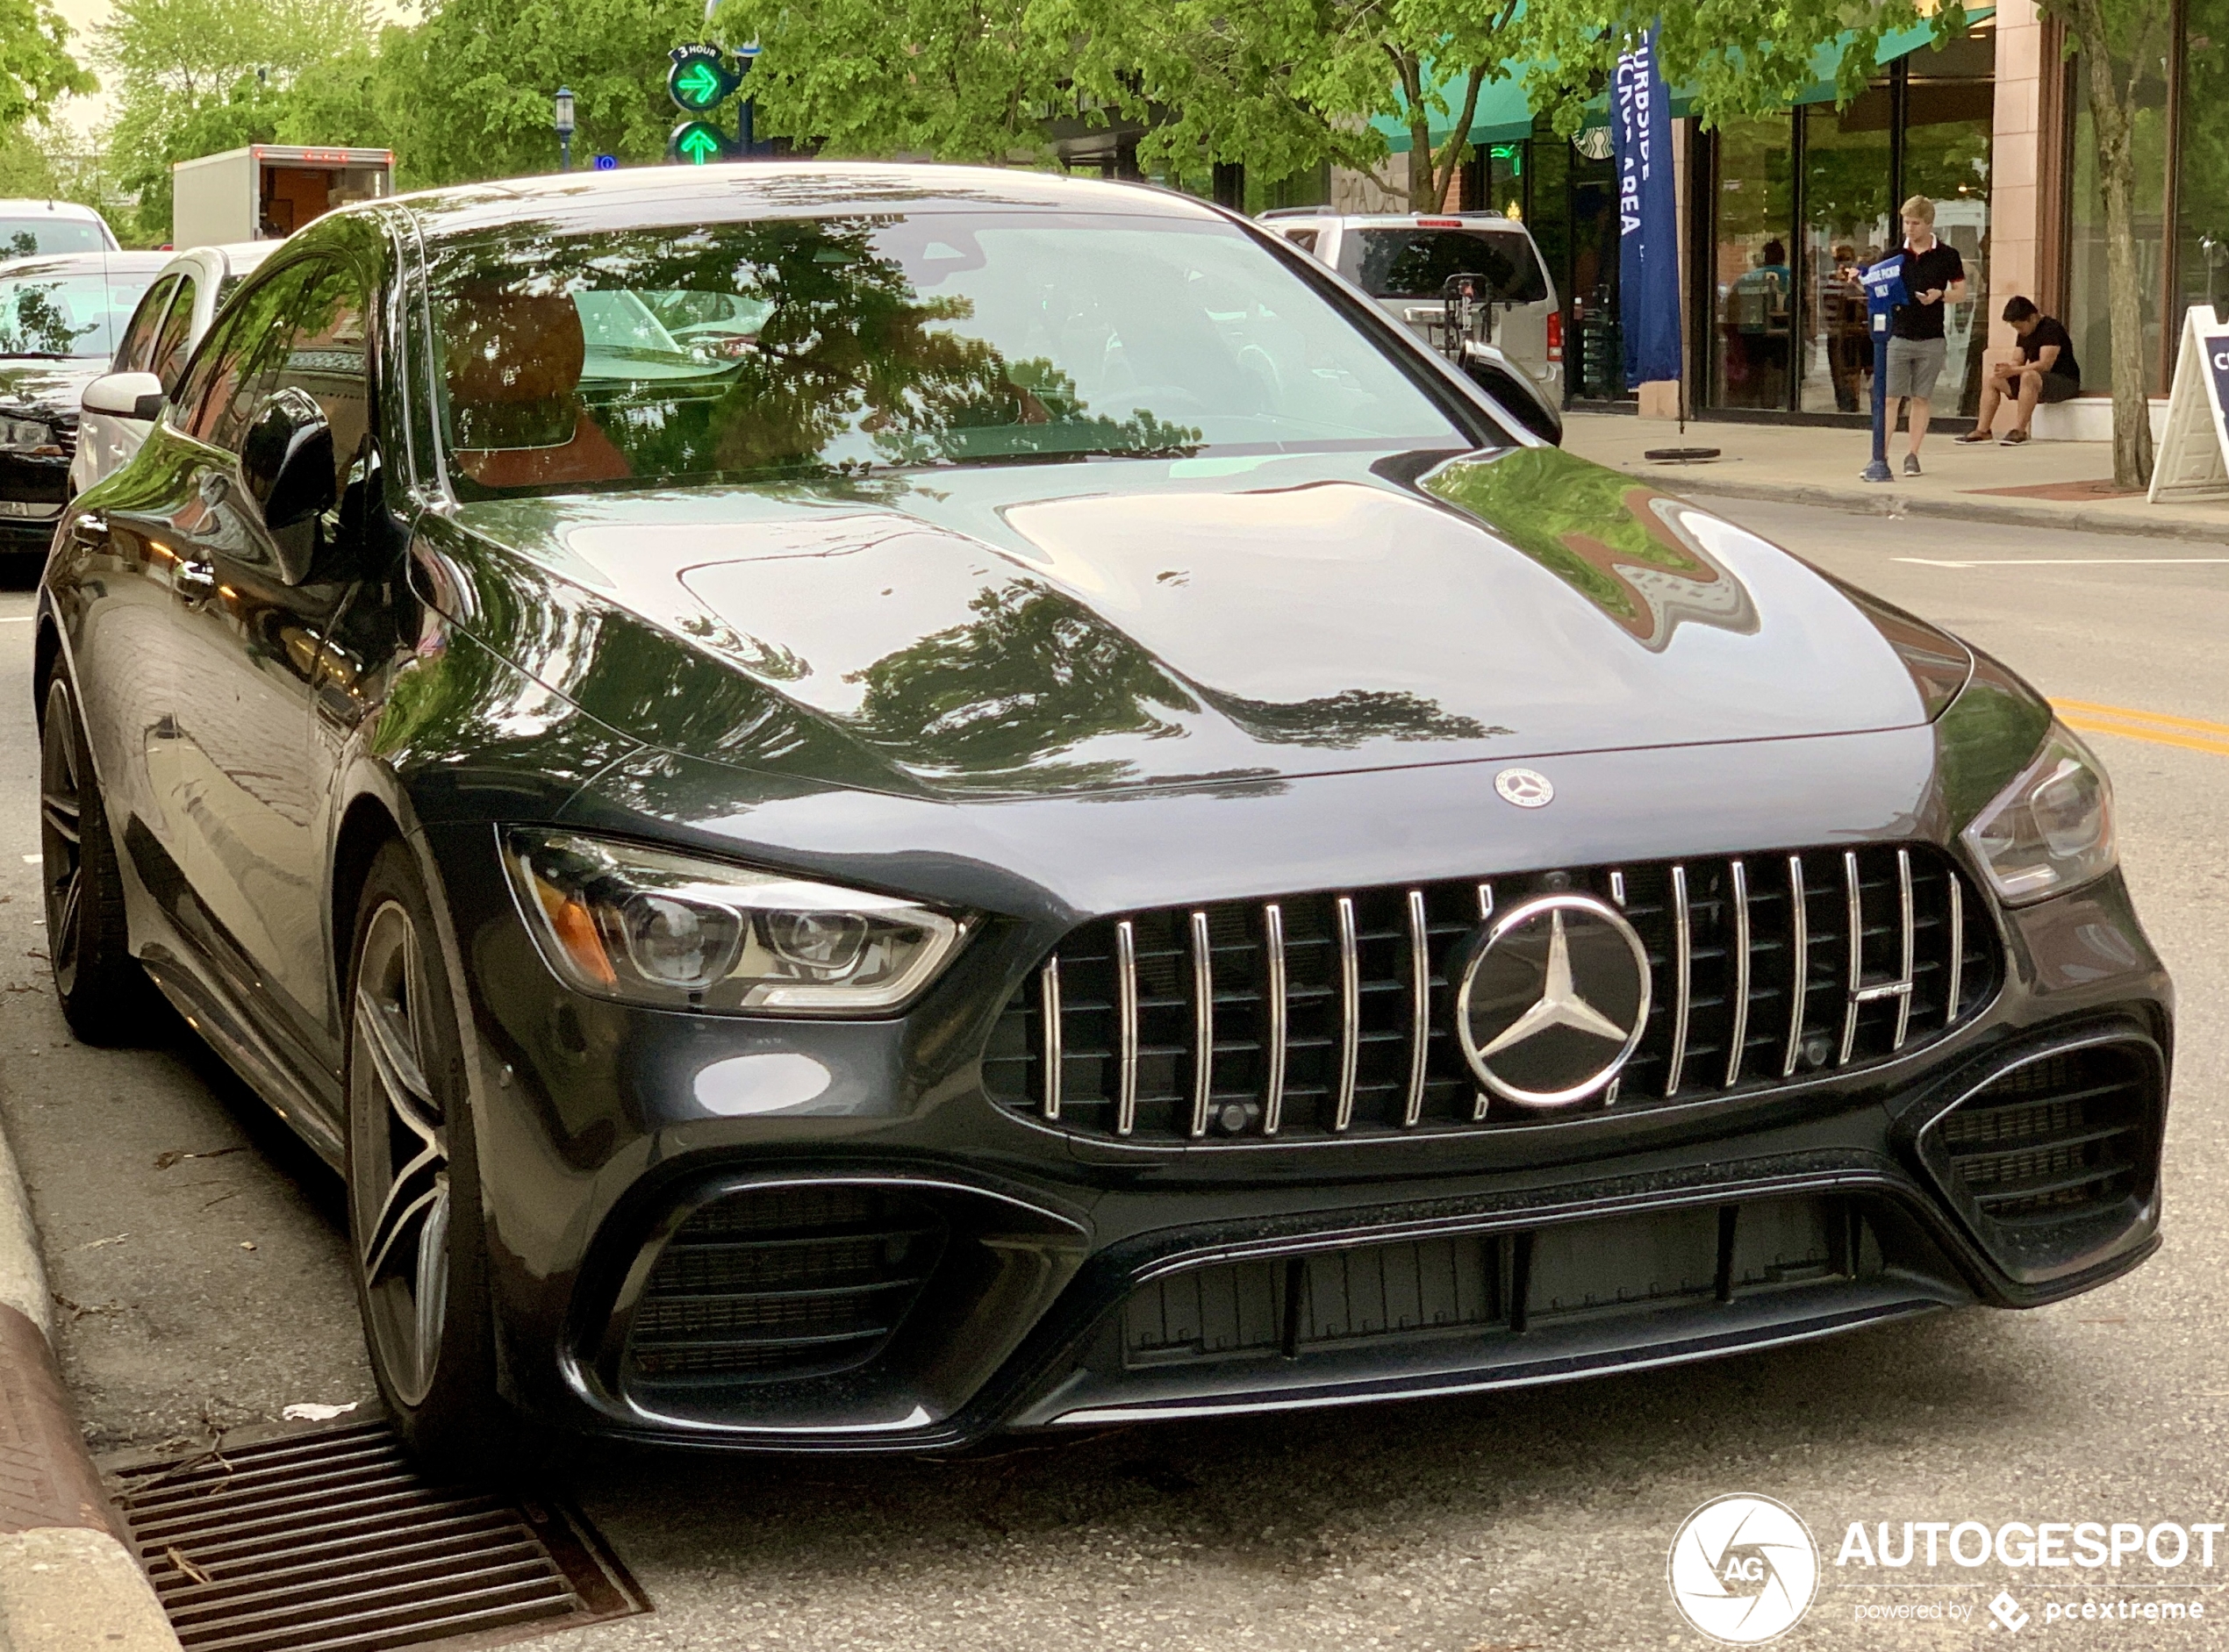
[1953,430,1992,444]
[1999,429,2030,446]
[1903,454,1922,476]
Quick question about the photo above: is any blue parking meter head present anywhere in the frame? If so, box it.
[1862,254,1909,335]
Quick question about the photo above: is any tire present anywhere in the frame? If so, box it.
[344,839,515,1472]
[39,670,159,1043]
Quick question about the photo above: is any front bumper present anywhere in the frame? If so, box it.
[422,815,2170,1453]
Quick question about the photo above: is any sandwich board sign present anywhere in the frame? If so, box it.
[2149,304,2229,503]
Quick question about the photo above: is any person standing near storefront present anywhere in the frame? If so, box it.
[1884,195,1966,475]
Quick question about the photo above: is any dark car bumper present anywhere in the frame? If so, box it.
[0,448,71,556]
[419,809,2170,1453]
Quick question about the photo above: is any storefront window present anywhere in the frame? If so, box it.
[1709,118,1795,410]
[1906,32,1994,414]
[2173,0,2229,331]
[2068,43,2168,394]
[1799,86,1892,412]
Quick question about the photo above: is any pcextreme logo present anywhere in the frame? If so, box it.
[1667,1494,1821,1644]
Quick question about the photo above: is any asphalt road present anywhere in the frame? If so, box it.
[2,496,2225,1651]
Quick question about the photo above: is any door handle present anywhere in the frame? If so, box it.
[175,558,218,610]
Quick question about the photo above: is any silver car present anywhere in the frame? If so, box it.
[1260,211,1561,400]
[70,240,273,496]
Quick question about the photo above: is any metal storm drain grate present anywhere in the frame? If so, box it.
[107,1418,649,1651]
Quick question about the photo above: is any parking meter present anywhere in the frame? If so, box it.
[1860,254,1908,483]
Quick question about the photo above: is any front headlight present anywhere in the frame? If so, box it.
[1959,724,2116,905]
[0,415,58,454]
[505,829,973,1014]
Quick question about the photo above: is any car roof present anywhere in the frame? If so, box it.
[376,161,1229,245]
[1275,213,1525,229]
[0,198,108,221]
[0,249,171,277]
[154,240,274,284]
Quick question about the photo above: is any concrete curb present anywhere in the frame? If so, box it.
[0,1114,180,1652]
[1614,466,2229,547]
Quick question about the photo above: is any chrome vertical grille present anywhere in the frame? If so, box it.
[983,844,1997,1143]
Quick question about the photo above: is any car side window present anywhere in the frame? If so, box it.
[263,261,372,493]
[178,260,322,453]
[110,275,176,375]
[148,275,198,394]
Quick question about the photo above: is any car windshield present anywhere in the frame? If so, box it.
[425,210,1470,497]
[0,267,158,357]
[1349,228,1548,304]
[0,218,108,256]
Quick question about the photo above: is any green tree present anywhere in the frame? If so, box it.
[97,0,376,239]
[2038,0,2165,488]
[712,0,1078,164]
[357,0,706,186]
[0,0,91,138]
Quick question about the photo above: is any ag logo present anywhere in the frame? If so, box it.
[1666,1494,1818,1644]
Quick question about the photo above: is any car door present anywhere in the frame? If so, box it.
[148,254,369,1074]
[71,273,175,495]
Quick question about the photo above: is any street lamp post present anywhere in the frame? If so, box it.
[555,86,577,172]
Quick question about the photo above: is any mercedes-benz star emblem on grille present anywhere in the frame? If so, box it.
[1494,767,1554,808]
[1454,893,1652,1106]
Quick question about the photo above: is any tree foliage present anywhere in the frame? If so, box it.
[0,0,90,137]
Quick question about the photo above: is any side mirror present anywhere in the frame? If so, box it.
[82,370,165,422]
[1459,340,1563,447]
[240,388,336,532]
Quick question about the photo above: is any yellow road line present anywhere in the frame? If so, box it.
[2053,698,2229,738]
[2058,714,2229,759]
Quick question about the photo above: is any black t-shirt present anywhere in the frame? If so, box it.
[1889,241,1966,340]
[2021,316,2080,383]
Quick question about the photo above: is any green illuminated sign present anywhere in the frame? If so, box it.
[667,44,741,113]
[670,120,727,164]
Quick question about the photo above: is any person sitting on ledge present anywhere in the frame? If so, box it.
[1958,296,2081,447]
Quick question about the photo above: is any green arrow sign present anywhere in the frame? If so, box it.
[670,120,727,164]
[667,45,740,112]
[674,61,721,107]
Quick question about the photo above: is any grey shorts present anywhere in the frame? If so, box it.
[1885,335,1946,399]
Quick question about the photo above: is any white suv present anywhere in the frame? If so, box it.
[1260,211,1561,400]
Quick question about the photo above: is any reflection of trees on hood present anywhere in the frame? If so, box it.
[1197,685,1495,747]
[0,282,90,354]
[846,578,1200,783]
[429,214,1199,487]
[1423,446,1758,650]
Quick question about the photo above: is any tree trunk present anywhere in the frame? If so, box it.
[2067,0,2157,490]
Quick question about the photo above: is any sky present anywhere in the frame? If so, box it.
[48,0,111,136]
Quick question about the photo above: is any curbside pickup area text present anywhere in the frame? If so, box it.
[0,1115,180,1652]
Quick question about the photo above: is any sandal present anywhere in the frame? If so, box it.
[1999,429,2030,446]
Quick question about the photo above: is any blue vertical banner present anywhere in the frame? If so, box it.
[1613,25,1681,390]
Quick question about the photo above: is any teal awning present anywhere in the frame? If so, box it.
[1375,8,1993,154]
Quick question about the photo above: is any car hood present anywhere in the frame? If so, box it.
[434,444,1969,800]
[0,358,104,422]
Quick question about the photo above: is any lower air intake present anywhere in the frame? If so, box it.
[624,1184,946,1385]
[1935,1043,2158,1222]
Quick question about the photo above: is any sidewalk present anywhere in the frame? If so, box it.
[1563,412,2229,544]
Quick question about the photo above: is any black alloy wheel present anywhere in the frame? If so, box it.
[345,840,512,1466]
[39,671,155,1043]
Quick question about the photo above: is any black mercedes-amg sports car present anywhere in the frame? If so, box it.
[37,164,2168,1462]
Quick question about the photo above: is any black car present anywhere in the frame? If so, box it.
[37,165,2168,1464]
[0,250,169,553]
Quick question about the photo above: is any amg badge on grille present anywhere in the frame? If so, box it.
[1454,893,1652,1106]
